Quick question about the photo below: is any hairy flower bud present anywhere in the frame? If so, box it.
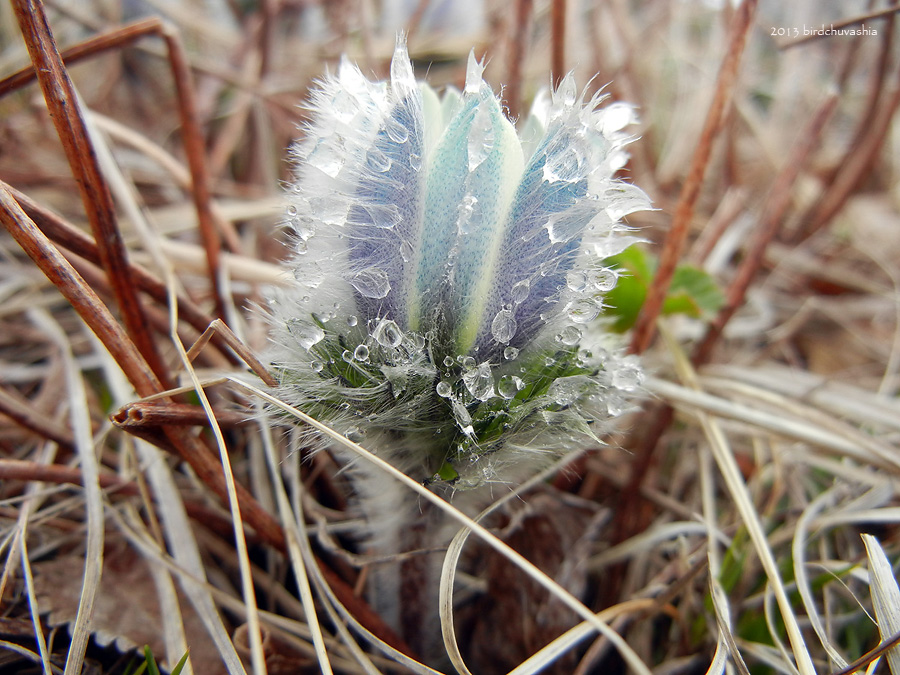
[267,35,650,490]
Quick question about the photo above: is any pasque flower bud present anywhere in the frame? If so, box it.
[268,36,649,492]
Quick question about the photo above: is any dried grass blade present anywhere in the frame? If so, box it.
[94,342,246,675]
[645,376,900,472]
[10,0,168,382]
[793,487,850,669]
[170,295,267,674]
[29,310,105,675]
[255,413,336,675]
[660,323,817,675]
[19,531,53,675]
[235,379,653,675]
[275,439,433,674]
[862,535,900,675]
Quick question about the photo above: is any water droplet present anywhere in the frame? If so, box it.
[462,361,495,401]
[497,375,524,399]
[384,117,409,143]
[510,279,530,304]
[548,377,583,406]
[350,268,391,299]
[342,349,354,362]
[542,146,585,184]
[294,215,315,240]
[354,344,370,361]
[452,399,473,428]
[400,239,414,262]
[295,240,308,255]
[311,360,324,373]
[612,363,643,392]
[366,148,392,172]
[287,319,325,350]
[409,152,422,171]
[544,356,556,367]
[347,315,358,327]
[372,318,402,348]
[566,271,586,292]
[460,356,476,369]
[346,426,365,443]
[443,356,455,367]
[491,309,517,344]
[567,298,601,324]
[436,381,452,397]
[309,140,343,178]
[503,346,519,360]
[558,326,582,346]
[332,89,357,122]
[468,103,495,171]
[588,268,618,292]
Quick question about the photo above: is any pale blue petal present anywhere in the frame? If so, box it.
[345,40,425,327]
[478,120,603,354]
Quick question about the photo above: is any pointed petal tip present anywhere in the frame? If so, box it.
[390,32,416,96]
[465,49,485,95]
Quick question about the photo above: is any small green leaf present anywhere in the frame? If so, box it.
[666,264,725,318]
[603,247,724,332]
[170,650,191,675]
[144,645,160,675]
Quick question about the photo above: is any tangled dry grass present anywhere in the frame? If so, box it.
[1,1,900,674]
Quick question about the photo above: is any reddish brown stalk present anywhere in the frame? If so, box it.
[113,401,249,428]
[0,184,282,550]
[0,386,75,450]
[829,628,900,675]
[794,39,900,242]
[0,458,133,493]
[629,0,759,355]
[0,188,413,655]
[551,0,566,89]
[687,187,747,265]
[692,92,840,365]
[1,14,228,319]
[10,0,170,385]
[184,319,277,386]
[158,21,228,318]
[8,184,239,365]
[505,0,534,122]
[0,17,161,97]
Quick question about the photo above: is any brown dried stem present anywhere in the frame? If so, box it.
[1,14,228,319]
[9,185,239,365]
[505,0,533,122]
[0,184,284,552]
[692,92,840,365]
[629,0,759,355]
[113,401,248,429]
[1,188,413,654]
[10,0,170,384]
[0,386,75,450]
[550,0,566,89]
[794,36,900,242]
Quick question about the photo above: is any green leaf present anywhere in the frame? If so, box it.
[170,650,191,675]
[665,265,725,319]
[603,246,724,332]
